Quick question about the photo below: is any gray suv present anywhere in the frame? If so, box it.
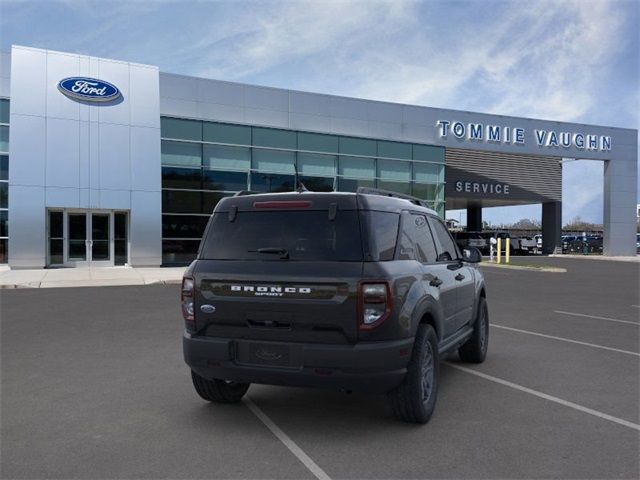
[182,189,489,423]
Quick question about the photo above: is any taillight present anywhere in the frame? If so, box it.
[181,277,195,329]
[358,282,392,330]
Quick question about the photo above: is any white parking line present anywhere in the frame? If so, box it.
[446,363,640,432]
[244,396,331,480]
[554,310,640,326]
[492,324,640,357]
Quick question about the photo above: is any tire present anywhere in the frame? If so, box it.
[387,324,439,424]
[458,296,489,363]
[191,370,250,403]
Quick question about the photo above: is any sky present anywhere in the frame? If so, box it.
[1,0,638,226]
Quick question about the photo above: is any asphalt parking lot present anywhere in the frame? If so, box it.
[1,256,639,479]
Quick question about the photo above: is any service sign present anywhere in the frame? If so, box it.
[57,77,121,102]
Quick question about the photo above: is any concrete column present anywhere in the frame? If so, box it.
[542,201,562,254]
[467,206,482,231]
[603,158,637,256]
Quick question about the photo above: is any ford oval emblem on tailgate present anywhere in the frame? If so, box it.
[200,304,216,314]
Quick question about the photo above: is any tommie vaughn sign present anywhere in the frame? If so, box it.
[57,77,121,102]
[436,120,612,152]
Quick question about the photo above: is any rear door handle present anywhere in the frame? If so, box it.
[455,273,465,281]
[429,277,443,287]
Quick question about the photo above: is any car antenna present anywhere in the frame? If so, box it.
[293,162,308,193]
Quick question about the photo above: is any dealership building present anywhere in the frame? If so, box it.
[0,45,637,268]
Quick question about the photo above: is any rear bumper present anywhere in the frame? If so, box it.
[183,333,413,393]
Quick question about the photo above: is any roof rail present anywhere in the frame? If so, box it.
[233,190,259,197]
[356,187,431,209]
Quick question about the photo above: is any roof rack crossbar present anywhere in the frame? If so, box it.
[356,187,430,208]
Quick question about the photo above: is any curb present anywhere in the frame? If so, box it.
[0,279,183,289]
[480,262,566,273]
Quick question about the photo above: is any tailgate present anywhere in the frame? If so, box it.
[193,260,362,344]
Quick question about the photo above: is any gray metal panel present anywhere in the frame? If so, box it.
[290,91,330,116]
[130,125,161,192]
[245,85,288,112]
[46,117,80,189]
[10,47,46,116]
[129,190,162,266]
[130,65,160,128]
[98,123,130,191]
[445,148,562,205]
[9,114,46,186]
[8,185,46,268]
[198,77,244,106]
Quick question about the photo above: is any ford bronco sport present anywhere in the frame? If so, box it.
[182,188,488,423]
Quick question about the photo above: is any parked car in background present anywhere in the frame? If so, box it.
[452,231,488,254]
[637,234,640,253]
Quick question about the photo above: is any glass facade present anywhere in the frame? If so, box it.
[0,99,8,263]
[160,116,445,265]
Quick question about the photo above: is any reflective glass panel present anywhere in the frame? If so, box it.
[114,212,128,266]
[297,132,339,153]
[338,156,375,179]
[378,141,411,160]
[252,127,296,149]
[0,126,8,153]
[202,170,247,192]
[339,137,376,157]
[297,153,336,177]
[162,167,202,189]
[0,210,7,237]
[0,238,6,263]
[412,183,442,201]
[0,155,7,181]
[250,173,295,193]
[298,176,334,192]
[0,183,7,208]
[162,190,202,214]
[161,141,201,167]
[203,145,250,171]
[161,117,202,141]
[413,144,445,163]
[252,149,295,174]
[203,122,251,145]
[0,99,9,124]
[378,160,411,181]
[337,178,375,192]
[377,180,411,195]
[413,163,443,183]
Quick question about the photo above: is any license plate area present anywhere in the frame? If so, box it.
[235,341,301,368]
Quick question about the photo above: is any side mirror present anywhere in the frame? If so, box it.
[463,247,482,263]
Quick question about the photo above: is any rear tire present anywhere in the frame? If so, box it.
[387,324,439,424]
[458,297,489,363]
[191,370,250,403]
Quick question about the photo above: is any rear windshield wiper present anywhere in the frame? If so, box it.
[249,247,290,259]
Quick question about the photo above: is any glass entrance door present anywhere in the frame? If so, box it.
[90,213,111,265]
[67,213,88,264]
[46,210,129,267]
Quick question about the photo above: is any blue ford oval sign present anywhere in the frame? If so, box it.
[57,77,121,102]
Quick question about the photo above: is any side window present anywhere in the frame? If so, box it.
[398,213,438,263]
[363,211,400,261]
[428,216,459,262]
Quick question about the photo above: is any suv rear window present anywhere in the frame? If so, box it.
[200,211,363,261]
